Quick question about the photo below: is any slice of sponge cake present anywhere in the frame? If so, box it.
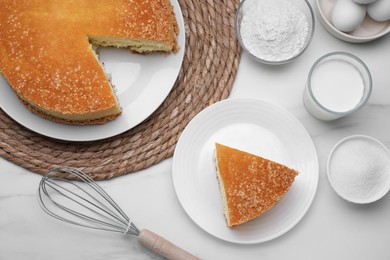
[0,0,178,125]
[214,143,299,227]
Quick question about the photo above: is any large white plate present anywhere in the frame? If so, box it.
[0,0,185,142]
[172,98,318,244]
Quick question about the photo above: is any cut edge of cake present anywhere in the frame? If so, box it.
[214,149,231,226]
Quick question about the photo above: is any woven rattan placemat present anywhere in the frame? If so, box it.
[0,0,241,180]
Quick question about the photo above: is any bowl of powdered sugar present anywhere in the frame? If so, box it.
[327,135,390,204]
[235,0,315,65]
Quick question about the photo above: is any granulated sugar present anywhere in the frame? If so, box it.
[328,135,390,203]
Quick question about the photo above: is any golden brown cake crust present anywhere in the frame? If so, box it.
[215,143,299,227]
[0,0,178,124]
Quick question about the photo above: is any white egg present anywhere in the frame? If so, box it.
[367,0,390,22]
[353,0,377,4]
[331,0,367,32]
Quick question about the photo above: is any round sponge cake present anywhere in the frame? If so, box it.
[0,0,178,124]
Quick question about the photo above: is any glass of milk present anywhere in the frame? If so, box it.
[303,52,372,120]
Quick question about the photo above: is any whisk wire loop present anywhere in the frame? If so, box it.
[38,166,140,236]
[43,179,128,232]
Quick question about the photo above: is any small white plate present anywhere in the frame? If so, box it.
[172,99,319,244]
[0,0,185,142]
[317,0,390,43]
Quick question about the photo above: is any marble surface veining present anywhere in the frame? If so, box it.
[1,0,390,259]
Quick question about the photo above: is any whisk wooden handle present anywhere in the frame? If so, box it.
[138,229,200,260]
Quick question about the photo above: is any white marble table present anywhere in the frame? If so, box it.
[1,1,390,259]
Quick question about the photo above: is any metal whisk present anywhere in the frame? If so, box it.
[38,166,199,260]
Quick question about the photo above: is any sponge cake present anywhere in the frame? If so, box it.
[214,143,299,227]
[0,0,178,124]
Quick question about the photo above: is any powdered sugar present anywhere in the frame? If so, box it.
[239,0,309,62]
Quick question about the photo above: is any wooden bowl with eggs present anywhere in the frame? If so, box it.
[317,0,390,43]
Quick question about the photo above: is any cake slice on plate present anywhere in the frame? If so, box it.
[214,143,299,227]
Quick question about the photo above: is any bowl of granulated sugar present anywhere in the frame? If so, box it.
[235,0,315,65]
[327,135,390,204]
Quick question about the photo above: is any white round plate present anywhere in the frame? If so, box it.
[172,98,319,244]
[0,0,185,142]
[317,0,390,43]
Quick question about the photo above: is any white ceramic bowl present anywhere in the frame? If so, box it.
[327,135,390,204]
[317,0,390,43]
[235,0,315,65]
